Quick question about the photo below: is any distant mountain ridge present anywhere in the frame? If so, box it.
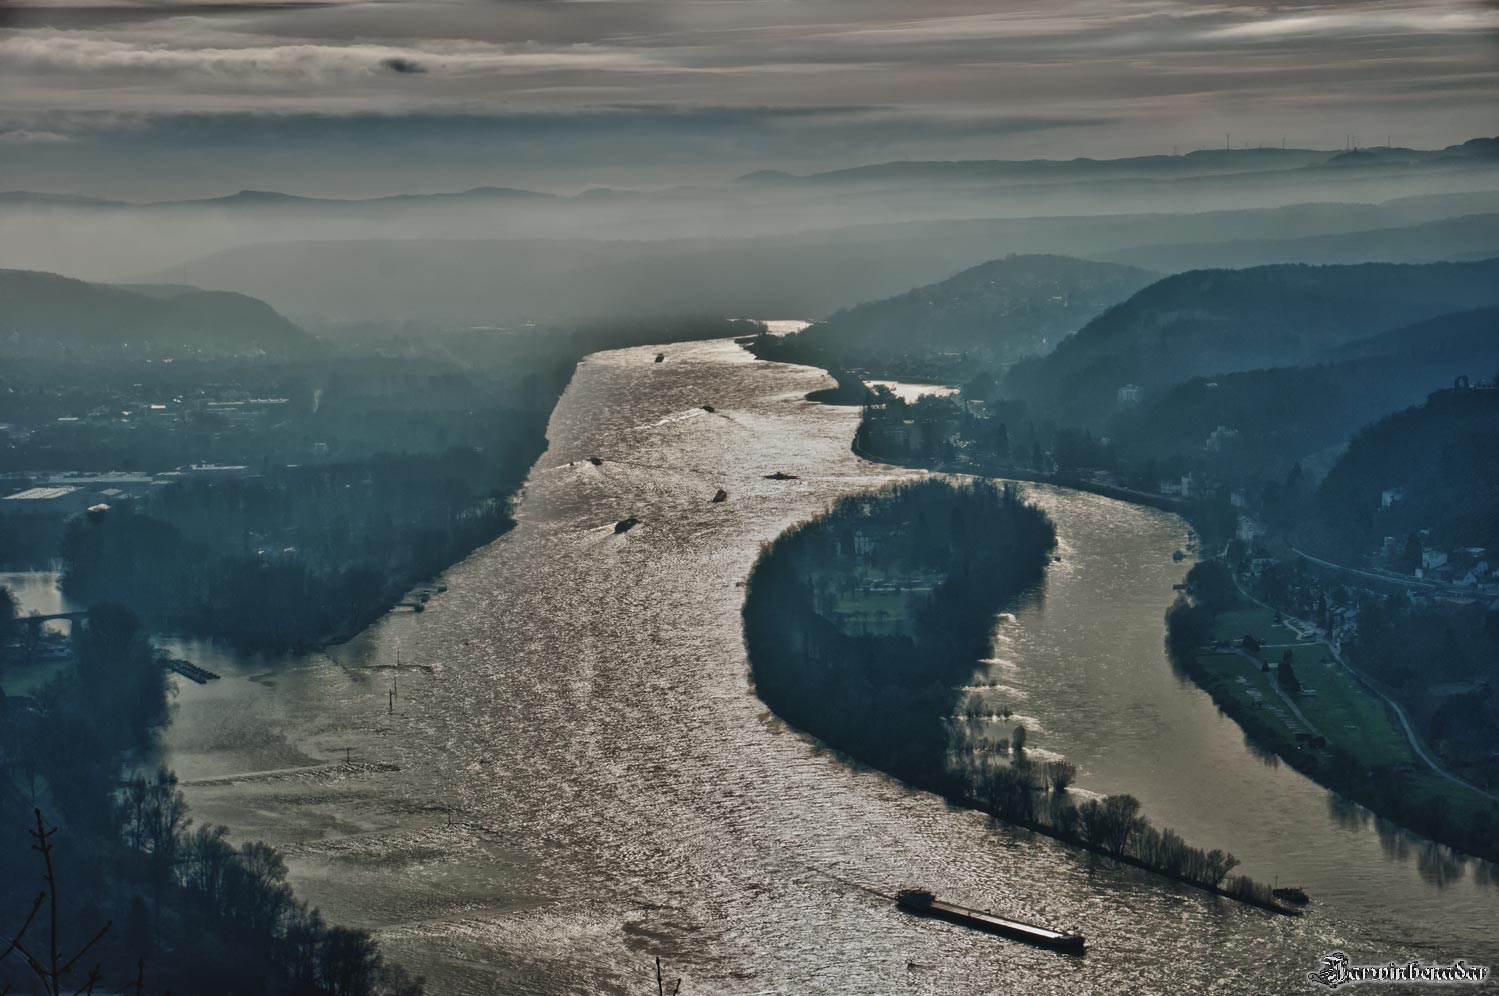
[3,135,1494,212]
[732,136,1499,185]
[1104,213,1499,272]
[0,268,314,356]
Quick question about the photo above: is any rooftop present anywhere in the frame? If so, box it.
[2,486,84,501]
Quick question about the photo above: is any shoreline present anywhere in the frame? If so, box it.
[739,470,1299,918]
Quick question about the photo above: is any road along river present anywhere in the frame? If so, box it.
[151,338,1495,995]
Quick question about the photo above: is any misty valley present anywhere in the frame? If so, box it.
[3,11,1499,991]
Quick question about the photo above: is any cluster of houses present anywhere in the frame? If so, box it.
[0,466,251,519]
[1376,534,1495,588]
[0,393,292,448]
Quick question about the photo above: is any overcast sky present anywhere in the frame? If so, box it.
[2,0,1497,197]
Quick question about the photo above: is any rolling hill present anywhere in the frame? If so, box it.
[0,268,314,357]
[789,255,1158,370]
[1004,259,1499,425]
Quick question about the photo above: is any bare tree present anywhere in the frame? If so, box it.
[1,809,112,996]
[1045,760,1077,793]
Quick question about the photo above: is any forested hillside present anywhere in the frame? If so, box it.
[1004,259,1499,425]
[1311,385,1499,559]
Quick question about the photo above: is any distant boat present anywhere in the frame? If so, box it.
[712,489,729,503]
[589,456,605,466]
[1272,886,1310,905]
[764,471,800,480]
[655,353,665,363]
[1172,549,1185,561]
[895,890,1085,952]
[702,405,716,413]
[614,516,640,533]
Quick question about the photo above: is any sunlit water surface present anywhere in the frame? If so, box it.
[37,337,1481,994]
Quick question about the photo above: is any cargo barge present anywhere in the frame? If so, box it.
[896,890,1085,952]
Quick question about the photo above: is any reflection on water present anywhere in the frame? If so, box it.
[865,379,960,403]
[117,337,1493,994]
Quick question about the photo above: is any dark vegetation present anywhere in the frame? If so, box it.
[1004,259,1499,426]
[743,479,1290,911]
[1309,386,1499,560]
[746,255,1156,382]
[0,603,422,995]
[1166,560,1499,863]
[744,478,1056,782]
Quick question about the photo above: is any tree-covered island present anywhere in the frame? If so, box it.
[743,477,1295,913]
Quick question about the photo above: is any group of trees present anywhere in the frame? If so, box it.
[59,445,531,650]
[1,604,422,994]
[744,477,1056,789]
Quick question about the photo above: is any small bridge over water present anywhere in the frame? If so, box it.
[21,611,88,625]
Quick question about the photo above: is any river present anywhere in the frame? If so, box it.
[20,337,1492,994]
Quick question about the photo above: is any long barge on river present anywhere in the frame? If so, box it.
[896,890,1085,952]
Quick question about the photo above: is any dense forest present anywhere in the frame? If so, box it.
[1310,385,1499,560]
[0,602,420,995]
[744,477,1057,784]
[744,479,1288,910]
[747,255,1155,382]
[1004,259,1499,426]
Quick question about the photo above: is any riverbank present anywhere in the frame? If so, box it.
[743,476,1299,917]
[150,337,1499,993]
[849,434,1188,515]
[1167,565,1499,865]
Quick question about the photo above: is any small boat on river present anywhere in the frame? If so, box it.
[655,353,665,363]
[1272,886,1310,905]
[764,471,800,480]
[614,516,640,534]
[712,489,729,503]
[895,890,1085,952]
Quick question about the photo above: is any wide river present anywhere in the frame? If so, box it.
[124,338,1491,993]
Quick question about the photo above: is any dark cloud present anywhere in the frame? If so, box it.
[0,0,1494,194]
[380,56,426,74]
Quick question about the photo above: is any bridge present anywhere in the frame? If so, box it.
[20,611,88,625]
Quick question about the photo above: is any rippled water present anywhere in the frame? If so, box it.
[133,338,1496,994]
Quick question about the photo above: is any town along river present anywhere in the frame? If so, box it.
[156,338,1496,995]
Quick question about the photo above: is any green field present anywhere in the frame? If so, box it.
[1211,606,1301,646]
[1194,596,1499,846]
[1280,646,1412,767]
